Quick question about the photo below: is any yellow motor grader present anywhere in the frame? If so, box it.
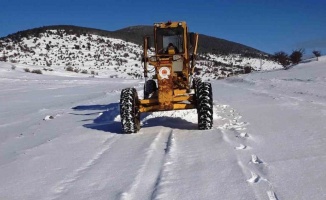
[120,21,213,133]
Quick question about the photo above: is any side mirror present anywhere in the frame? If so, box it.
[146,36,151,49]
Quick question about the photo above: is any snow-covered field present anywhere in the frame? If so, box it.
[0,56,326,200]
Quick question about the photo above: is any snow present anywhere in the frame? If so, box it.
[1,56,326,199]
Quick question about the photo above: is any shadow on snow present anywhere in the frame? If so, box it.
[71,103,197,134]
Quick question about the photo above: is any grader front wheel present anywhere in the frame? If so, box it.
[120,88,140,133]
[144,80,157,99]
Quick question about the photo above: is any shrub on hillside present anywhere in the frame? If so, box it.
[290,49,304,64]
[24,68,30,72]
[0,56,8,62]
[273,51,290,68]
[6,45,13,50]
[46,44,50,51]
[243,66,252,74]
[66,66,74,72]
[46,60,52,67]
[313,50,321,61]
[32,69,42,74]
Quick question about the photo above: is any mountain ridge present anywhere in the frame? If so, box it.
[0,24,281,79]
[1,24,268,57]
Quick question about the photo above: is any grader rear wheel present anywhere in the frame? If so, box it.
[192,77,202,91]
[197,82,213,130]
[120,88,140,133]
[193,77,202,104]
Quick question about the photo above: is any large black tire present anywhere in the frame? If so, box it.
[192,77,202,90]
[144,79,157,99]
[193,77,202,104]
[197,82,213,130]
[120,88,140,133]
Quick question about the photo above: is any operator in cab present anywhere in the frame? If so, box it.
[165,43,179,54]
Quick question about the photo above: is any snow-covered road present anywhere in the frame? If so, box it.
[1,57,326,199]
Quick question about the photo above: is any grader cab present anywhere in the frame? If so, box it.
[120,21,213,133]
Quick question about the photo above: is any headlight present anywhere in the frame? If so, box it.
[149,56,157,62]
[173,55,182,60]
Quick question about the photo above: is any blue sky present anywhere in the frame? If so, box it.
[1,0,326,54]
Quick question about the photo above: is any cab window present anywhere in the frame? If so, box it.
[156,27,184,54]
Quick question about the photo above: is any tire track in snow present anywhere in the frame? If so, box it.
[150,130,174,199]
[120,129,173,200]
[50,135,121,200]
[267,190,278,200]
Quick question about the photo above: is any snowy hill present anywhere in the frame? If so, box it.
[0,56,325,199]
[0,27,282,79]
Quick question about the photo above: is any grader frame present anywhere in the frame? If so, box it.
[140,21,198,112]
[119,21,213,133]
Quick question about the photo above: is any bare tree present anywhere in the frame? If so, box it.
[312,50,321,61]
